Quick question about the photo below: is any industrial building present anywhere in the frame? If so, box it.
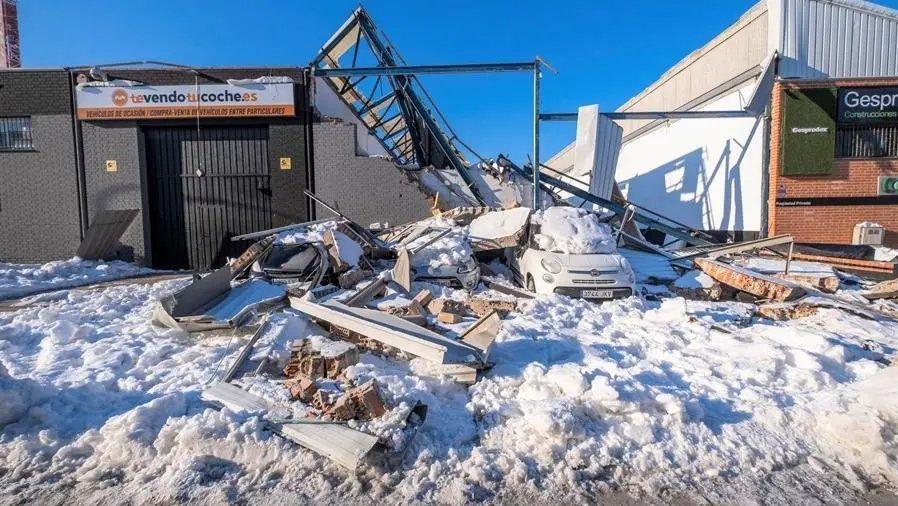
[547,0,898,248]
[0,66,435,268]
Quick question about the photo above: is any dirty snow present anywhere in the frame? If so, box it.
[2,270,898,504]
[531,207,616,254]
[0,258,157,300]
[468,207,531,241]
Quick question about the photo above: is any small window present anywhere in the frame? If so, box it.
[0,117,33,151]
[836,124,898,158]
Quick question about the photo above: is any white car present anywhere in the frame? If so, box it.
[505,207,636,301]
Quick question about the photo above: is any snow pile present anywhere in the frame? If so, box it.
[531,207,616,254]
[0,258,156,300]
[673,269,716,289]
[2,272,898,503]
[468,207,531,241]
[404,218,473,271]
[275,221,338,245]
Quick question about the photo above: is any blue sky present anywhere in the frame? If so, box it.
[18,0,898,164]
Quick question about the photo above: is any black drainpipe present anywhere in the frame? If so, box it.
[303,68,317,220]
[67,69,89,239]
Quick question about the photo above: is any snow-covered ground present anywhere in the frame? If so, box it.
[2,272,898,505]
[0,258,157,301]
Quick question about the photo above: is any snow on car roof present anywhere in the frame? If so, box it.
[531,206,617,255]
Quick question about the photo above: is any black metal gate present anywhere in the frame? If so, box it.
[145,126,272,270]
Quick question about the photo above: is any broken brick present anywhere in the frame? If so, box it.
[463,296,518,317]
[427,298,464,316]
[282,338,359,380]
[756,303,819,321]
[774,273,841,294]
[285,376,318,403]
[437,312,462,324]
[694,258,805,302]
[324,379,388,421]
[412,289,433,308]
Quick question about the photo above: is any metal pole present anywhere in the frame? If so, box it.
[533,61,541,210]
[784,241,794,276]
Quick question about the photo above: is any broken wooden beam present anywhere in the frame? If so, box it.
[694,258,805,302]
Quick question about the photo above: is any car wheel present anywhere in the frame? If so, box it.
[526,275,536,293]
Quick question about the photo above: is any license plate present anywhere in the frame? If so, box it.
[582,289,613,299]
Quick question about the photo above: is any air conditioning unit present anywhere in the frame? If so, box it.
[853,222,885,246]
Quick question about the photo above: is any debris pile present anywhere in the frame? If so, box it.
[142,190,898,474]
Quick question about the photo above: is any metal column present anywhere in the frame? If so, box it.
[533,62,541,210]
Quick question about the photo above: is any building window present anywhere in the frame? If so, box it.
[835,125,898,158]
[0,117,33,151]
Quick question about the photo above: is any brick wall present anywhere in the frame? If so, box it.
[312,121,433,227]
[0,70,81,263]
[769,77,898,247]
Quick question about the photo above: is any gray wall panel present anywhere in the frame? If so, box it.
[313,122,432,227]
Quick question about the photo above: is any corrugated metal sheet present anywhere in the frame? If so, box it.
[76,209,139,260]
[778,0,898,78]
[589,114,623,200]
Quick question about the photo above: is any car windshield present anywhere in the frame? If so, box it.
[529,207,617,254]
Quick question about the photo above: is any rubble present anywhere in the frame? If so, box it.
[694,258,806,302]
[863,278,898,301]
[282,337,359,380]
[774,272,840,293]
[201,382,380,471]
[412,289,433,308]
[285,376,319,402]
[437,312,462,324]
[338,268,374,289]
[325,380,388,421]
[426,297,464,316]
[290,297,492,384]
[463,296,518,317]
[756,302,820,321]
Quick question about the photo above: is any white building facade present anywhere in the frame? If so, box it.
[546,0,898,238]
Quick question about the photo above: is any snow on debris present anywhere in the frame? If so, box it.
[404,217,473,271]
[468,207,531,241]
[2,272,898,503]
[0,258,156,300]
[531,206,616,254]
[673,269,716,289]
[738,257,837,277]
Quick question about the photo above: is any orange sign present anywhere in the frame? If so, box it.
[76,83,295,120]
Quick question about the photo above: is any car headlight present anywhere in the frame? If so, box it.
[540,257,562,274]
[457,258,478,274]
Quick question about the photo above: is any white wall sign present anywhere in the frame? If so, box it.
[76,83,295,120]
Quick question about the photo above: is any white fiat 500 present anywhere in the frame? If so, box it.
[506,207,636,301]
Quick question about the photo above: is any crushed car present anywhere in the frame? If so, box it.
[505,206,636,300]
